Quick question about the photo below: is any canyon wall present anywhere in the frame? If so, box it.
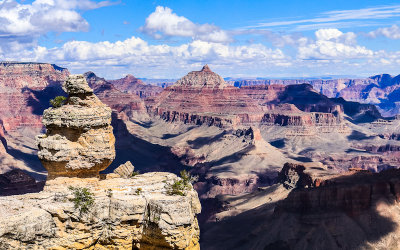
[0,62,69,132]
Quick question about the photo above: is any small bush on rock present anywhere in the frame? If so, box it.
[135,188,142,195]
[165,170,198,196]
[131,170,140,177]
[68,186,95,216]
[50,96,66,108]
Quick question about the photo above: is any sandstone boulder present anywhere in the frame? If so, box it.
[113,161,135,178]
[36,74,115,179]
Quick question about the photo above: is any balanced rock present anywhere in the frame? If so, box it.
[36,74,115,179]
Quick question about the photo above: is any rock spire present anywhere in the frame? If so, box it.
[36,74,115,179]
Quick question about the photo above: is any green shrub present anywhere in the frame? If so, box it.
[165,170,198,196]
[68,186,95,216]
[50,96,66,108]
[131,171,140,177]
[135,188,142,195]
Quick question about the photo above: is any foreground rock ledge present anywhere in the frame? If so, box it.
[0,172,201,249]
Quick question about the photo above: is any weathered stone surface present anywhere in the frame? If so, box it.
[0,172,201,249]
[230,73,400,116]
[36,74,115,179]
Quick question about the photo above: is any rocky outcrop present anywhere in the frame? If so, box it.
[36,75,115,179]
[202,168,400,250]
[110,74,163,98]
[112,161,135,178]
[0,172,201,249]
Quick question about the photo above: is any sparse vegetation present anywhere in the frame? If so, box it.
[131,170,140,177]
[135,188,142,195]
[106,189,113,198]
[68,186,95,216]
[50,96,66,108]
[165,170,198,196]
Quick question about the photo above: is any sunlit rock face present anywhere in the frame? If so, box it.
[36,75,115,179]
[147,65,266,127]
[0,172,201,249]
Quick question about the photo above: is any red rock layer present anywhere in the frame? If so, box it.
[0,62,69,131]
[147,65,266,127]
[84,72,146,117]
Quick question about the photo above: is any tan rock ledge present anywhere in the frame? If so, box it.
[0,172,201,249]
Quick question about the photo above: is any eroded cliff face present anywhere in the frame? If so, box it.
[0,172,201,249]
[201,166,400,250]
[36,75,116,179]
[0,62,69,132]
[84,72,147,117]
[231,74,400,116]
[147,65,266,128]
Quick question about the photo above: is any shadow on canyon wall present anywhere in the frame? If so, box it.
[23,80,66,116]
[104,113,189,175]
[200,170,400,250]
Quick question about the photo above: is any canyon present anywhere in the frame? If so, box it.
[1,62,400,249]
[229,73,400,117]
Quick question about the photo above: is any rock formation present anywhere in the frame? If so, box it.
[84,72,146,117]
[230,73,400,116]
[0,172,201,249]
[36,74,115,179]
[147,65,266,127]
[0,72,202,249]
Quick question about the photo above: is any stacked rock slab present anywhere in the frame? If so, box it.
[36,74,115,179]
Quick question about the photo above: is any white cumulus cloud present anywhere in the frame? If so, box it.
[298,28,372,60]
[1,35,288,77]
[0,0,116,53]
[140,6,232,43]
[368,24,400,39]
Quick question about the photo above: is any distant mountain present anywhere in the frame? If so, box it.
[110,74,164,98]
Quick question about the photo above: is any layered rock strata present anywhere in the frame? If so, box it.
[0,172,201,249]
[36,75,115,179]
[84,72,146,117]
[231,73,400,116]
[0,62,68,131]
[147,65,266,128]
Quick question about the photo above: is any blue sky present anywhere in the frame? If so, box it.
[1,0,400,79]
